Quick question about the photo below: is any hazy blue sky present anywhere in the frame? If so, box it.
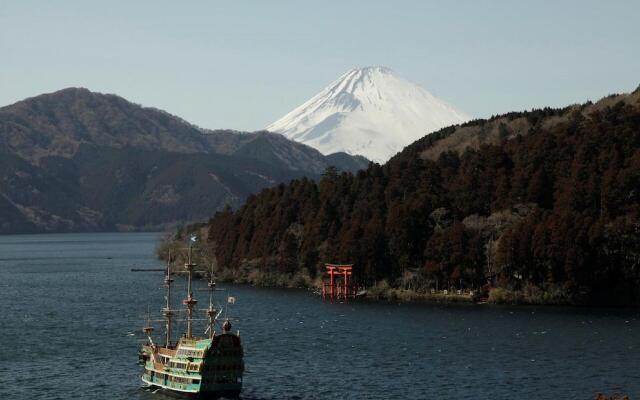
[2,1,639,131]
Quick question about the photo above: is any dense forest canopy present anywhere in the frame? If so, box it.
[177,88,640,305]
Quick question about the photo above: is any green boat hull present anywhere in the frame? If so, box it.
[141,334,244,398]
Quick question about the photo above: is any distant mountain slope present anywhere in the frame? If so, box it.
[0,88,368,233]
[177,87,640,306]
[266,66,470,162]
[0,88,210,162]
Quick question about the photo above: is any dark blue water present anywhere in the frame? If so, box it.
[0,233,638,399]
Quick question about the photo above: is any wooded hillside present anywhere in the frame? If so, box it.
[175,88,640,305]
[0,88,368,233]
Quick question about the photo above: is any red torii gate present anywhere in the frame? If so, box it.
[322,264,356,301]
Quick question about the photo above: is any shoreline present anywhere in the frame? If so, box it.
[188,269,583,307]
[219,279,640,309]
[158,232,638,308]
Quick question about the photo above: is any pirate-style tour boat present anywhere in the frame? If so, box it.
[137,243,244,398]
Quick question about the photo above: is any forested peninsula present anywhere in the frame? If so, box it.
[163,88,640,306]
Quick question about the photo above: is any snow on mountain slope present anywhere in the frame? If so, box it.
[266,66,471,163]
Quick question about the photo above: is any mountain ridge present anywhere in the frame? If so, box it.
[0,88,369,233]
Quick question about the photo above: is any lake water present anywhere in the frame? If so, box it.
[0,232,638,399]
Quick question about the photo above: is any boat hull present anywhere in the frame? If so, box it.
[140,335,244,399]
[142,379,241,399]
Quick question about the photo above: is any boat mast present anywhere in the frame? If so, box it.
[143,305,154,344]
[183,243,197,338]
[206,265,217,339]
[163,253,174,347]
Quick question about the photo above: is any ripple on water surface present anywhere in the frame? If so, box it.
[0,232,638,399]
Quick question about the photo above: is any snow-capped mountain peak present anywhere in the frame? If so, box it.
[266,66,471,163]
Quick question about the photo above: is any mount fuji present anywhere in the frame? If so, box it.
[266,66,471,163]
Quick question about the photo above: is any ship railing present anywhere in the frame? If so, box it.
[153,361,166,371]
[158,347,177,357]
[179,338,199,347]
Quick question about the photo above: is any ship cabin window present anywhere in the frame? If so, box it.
[169,361,188,369]
[168,376,199,385]
[176,349,203,358]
